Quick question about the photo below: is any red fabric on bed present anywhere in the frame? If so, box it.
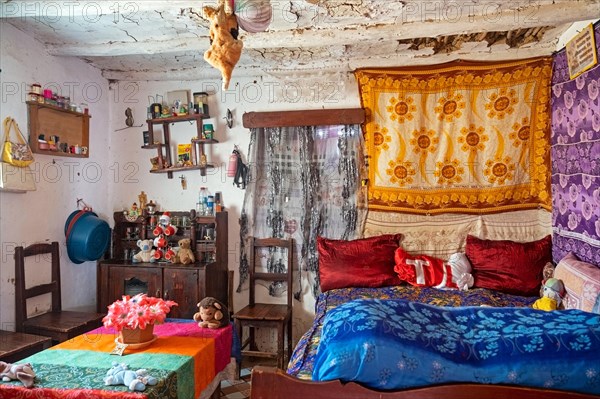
[318,234,402,292]
[465,235,552,296]
[394,248,458,289]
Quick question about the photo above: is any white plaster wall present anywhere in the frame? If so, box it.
[0,21,111,330]
[108,73,361,342]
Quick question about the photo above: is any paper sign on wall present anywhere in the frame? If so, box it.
[566,23,597,79]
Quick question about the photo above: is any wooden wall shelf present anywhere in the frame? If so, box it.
[27,101,91,158]
[145,112,216,178]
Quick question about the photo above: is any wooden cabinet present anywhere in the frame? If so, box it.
[145,113,218,178]
[27,101,90,158]
[97,262,222,319]
[97,211,228,319]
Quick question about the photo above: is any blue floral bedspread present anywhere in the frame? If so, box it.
[311,298,600,395]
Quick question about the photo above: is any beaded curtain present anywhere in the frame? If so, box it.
[238,125,367,298]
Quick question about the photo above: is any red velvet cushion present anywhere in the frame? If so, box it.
[318,234,402,292]
[465,235,552,296]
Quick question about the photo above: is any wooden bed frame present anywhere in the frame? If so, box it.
[249,366,598,399]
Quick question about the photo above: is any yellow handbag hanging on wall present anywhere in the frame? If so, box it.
[2,116,34,167]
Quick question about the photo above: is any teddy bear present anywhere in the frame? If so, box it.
[175,238,195,265]
[202,0,243,90]
[104,362,158,392]
[193,297,229,329]
[132,239,154,263]
[533,277,566,311]
[0,361,36,388]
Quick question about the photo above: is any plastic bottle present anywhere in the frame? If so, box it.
[207,195,215,216]
[197,187,208,215]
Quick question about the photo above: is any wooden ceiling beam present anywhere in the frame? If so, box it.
[242,108,365,128]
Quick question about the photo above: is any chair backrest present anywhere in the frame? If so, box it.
[248,237,294,308]
[14,242,62,332]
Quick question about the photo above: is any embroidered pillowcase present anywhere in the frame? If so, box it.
[554,252,600,313]
[318,234,402,292]
[465,235,552,296]
[394,248,474,290]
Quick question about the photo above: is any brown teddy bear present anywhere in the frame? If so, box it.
[202,0,243,90]
[193,297,229,329]
[175,238,195,265]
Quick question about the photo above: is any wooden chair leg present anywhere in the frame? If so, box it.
[287,317,292,366]
[277,324,284,370]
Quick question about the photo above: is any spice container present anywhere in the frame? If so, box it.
[31,83,42,95]
[193,92,209,115]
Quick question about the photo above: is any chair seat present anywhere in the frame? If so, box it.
[234,304,290,322]
[23,311,104,334]
[0,330,52,363]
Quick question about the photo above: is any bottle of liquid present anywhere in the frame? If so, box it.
[215,192,223,213]
[197,187,208,215]
[207,195,215,216]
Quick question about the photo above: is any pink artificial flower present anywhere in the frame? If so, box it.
[102,293,177,332]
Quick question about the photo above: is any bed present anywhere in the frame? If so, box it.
[0,320,237,399]
[250,233,600,399]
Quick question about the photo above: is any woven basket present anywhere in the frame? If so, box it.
[119,324,155,344]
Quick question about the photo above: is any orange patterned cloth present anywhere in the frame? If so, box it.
[355,57,552,214]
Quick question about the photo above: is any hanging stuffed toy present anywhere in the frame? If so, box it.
[202,0,243,90]
[201,0,272,90]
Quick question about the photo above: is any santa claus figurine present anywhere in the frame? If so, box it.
[153,211,178,237]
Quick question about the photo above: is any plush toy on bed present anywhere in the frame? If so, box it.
[104,362,158,391]
[202,0,243,90]
[532,277,566,311]
[0,361,36,388]
[194,297,229,329]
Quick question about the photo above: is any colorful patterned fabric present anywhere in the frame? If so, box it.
[551,21,600,266]
[356,57,552,214]
[312,299,600,395]
[287,285,536,380]
[0,322,233,399]
[554,252,600,313]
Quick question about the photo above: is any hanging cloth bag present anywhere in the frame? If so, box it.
[2,117,34,167]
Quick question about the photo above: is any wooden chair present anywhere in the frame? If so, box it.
[15,242,104,343]
[233,237,294,370]
[0,330,52,363]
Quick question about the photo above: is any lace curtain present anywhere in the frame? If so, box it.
[238,124,367,299]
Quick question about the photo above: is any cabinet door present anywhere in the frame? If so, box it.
[163,268,199,319]
[108,266,162,304]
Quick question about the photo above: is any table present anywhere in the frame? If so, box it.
[0,321,234,399]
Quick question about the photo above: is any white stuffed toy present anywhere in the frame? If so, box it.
[133,239,154,263]
[104,362,158,392]
[447,252,475,291]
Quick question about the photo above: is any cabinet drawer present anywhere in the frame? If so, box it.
[108,266,162,304]
[163,268,199,319]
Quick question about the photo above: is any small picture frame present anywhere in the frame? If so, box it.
[167,90,191,110]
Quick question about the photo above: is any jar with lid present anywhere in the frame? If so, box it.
[193,92,209,115]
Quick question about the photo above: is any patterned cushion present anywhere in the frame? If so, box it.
[554,252,600,313]
[394,249,473,290]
